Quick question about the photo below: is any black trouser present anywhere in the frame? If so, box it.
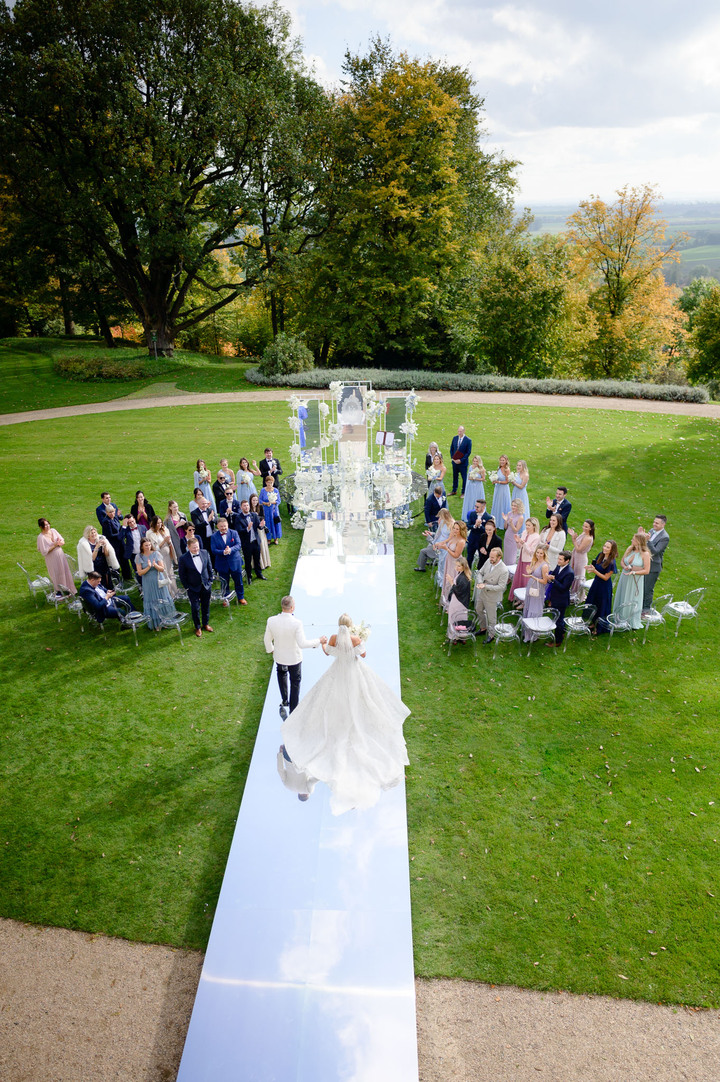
[276,661,302,712]
[554,603,568,644]
[219,567,245,600]
[452,461,468,493]
[241,539,263,581]
[188,585,211,629]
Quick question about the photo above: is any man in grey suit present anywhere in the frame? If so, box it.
[474,548,509,643]
[639,515,669,612]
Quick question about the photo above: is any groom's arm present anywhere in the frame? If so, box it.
[263,619,275,654]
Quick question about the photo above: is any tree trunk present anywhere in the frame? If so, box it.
[144,319,174,357]
[58,270,76,336]
[91,283,115,348]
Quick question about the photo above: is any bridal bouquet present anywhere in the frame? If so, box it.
[351,620,371,642]
[468,467,484,482]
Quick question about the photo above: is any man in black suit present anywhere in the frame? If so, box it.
[79,572,134,623]
[547,551,574,646]
[545,487,571,531]
[236,499,265,583]
[466,500,493,568]
[178,537,214,637]
[96,492,121,527]
[119,515,146,579]
[191,496,216,554]
[258,447,282,483]
[424,485,447,528]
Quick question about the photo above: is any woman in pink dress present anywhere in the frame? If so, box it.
[509,517,541,603]
[438,520,467,607]
[502,498,525,566]
[568,519,595,598]
[36,519,77,594]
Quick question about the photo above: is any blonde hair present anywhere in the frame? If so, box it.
[456,556,472,580]
[632,533,648,552]
[338,613,353,628]
[83,525,97,541]
[526,517,539,533]
[511,498,523,512]
[516,460,529,478]
[455,521,468,540]
[438,508,454,526]
[530,544,548,569]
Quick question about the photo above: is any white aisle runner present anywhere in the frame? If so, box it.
[177,515,418,1081]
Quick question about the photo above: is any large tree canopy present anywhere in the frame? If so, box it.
[0,0,316,353]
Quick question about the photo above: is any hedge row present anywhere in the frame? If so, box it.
[54,355,168,381]
[245,366,710,404]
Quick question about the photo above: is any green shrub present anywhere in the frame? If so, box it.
[53,354,165,381]
[258,333,314,377]
[245,365,710,403]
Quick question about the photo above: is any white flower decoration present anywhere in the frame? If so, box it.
[289,442,301,458]
[318,401,330,417]
[328,422,343,441]
[288,416,301,432]
[288,394,301,411]
[329,381,343,401]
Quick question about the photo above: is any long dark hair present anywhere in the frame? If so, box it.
[599,540,618,568]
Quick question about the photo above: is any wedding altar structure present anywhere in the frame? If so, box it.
[177,386,419,1081]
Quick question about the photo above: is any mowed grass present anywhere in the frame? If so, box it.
[0,337,257,414]
[0,399,718,1007]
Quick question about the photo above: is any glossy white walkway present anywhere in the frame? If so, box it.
[177,517,418,1082]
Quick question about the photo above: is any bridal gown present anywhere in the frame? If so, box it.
[280,626,410,815]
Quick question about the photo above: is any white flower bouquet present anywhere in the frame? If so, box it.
[351,620,371,642]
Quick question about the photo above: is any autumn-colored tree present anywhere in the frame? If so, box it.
[565,185,684,377]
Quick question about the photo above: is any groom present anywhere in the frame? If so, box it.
[264,596,327,718]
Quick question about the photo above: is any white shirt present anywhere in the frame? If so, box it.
[192,554,203,573]
[264,611,320,665]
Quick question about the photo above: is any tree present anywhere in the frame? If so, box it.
[0,0,316,355]
[678,276,720,331]
[687,285,720,382]
[565,185,684,377]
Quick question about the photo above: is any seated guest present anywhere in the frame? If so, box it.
[236,499,266,583]
[191,496,216,553]
[547,551,574,646]
[120,514,146,574]
[219,490,242,532]
[96,491,121,526]
[210,517,247,604]
[101,504,133,581]
[446,556,473,637]
[466,499,492,567]
[545,486,571,531]
[475,519,502,571]
[414,508,453,572]
[178,536,214,637]
[424,484,447,528]
[165,500,188,559]
[79,571,134,623]
[77,525,119,589]
[474,547,509,643]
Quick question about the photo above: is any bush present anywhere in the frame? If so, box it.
[258,333,314,377]
[245,365,710,403]
[53,354,165,381]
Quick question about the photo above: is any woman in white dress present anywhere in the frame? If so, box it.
[281,614,410,816]
[539,513,566,571]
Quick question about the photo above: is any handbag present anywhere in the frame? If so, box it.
[528,582,540,597]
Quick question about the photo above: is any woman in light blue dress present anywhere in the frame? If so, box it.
[490,455,512,528]
[512,460,530,519]
[236,457,260,505]
[426,452,447,496]
[136,538,178,629]
[194,459,216,512]
[522,545,550,641]
[260,474,283,543]
[613,534,651,629]
[461,456,486,520]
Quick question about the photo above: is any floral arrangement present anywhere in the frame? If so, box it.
[350,620,371,642]
[287,393,302,411]
[289,442,301,458]
[329,381,343,401]
[327,422,343,441]
[318,401,330,417]
[287,415,301,433]
[489,470,499,484]
[399,420,418,437]
[404,389,419,412]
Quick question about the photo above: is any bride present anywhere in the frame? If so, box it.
[280,614,410,815]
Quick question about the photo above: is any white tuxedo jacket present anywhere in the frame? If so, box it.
[264,611,320,665]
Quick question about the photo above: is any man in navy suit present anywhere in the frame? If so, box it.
[119,515,146,578]
[102,505,133,581]
[219,491,242,532]
[236,499,266,583]
[178,537,214,637]
[191,496,216,555]
[449,425,472,496]
[466,500,493,568]
[547,551,574,646]
[424,485,447,528]
[96,492,120,526]
[210,517,247,604]
[545,487,572,531]
[79,572,134,623]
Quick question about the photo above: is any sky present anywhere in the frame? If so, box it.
[282,0,720,207]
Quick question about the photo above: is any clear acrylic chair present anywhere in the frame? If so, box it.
[598,601,635,650]
[562,602,597,653]
[491,609,523,659]
[45,584,75,623]
[114,599,149,646]
[17,562,52,608]
[65,552,84,585]
[446,611,477,657]
[158,610,189,644]
[640,592,673,644]
[662,588,705,638]
[521,607,559,657]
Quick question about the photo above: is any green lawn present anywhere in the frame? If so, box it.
[0,337,258,414]
[1,399,718,1008]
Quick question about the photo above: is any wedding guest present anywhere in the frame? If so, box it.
[568,519,595,598]
[77,524,118,589]
[219,489,242,532]
[219,458,236,491]
[540,513,566,571]
[424,441,439,473]
[146,515,178,597]
[547,551,574,646]
[638,515,669,612]
[260,474,282,544]
[237,499,266,583]
[474,546,509,643]
[449,425,472,496]
[101,504,133,581]
[130,490,155,529]
[178,537,213,637]
[475,519,503,571]
[512,460,530,519]
[212,469,232,511]
[586,540,618,635]
[446,556,473,638]
[79,571,135,623]
[210,517,247,604]
[191,496,216,552]
[424,484,447,527]
[414,507,453,572]
[137,537,178,630]
[426,452,447,495]
[509,517,541,602]
[258,447,282,482]
[194,459,216,510]
[249,492,271,570]
[461,455,486,520]
[120,514,146,571]
[613,533,650,630]
[522,544,550,641]
[466,499,492,567]
[165,500,188,559]
[95,492,121,527]
[490,454,512,527]
[432,508,455,587]
[36,518,76,594]
[502,498,525,566]
[438,520,467,605]
[236,457,261,504]
[545,486,571,531]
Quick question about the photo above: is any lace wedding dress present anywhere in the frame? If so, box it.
[280,625,410,815]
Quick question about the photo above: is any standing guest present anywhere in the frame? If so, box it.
[502,498,525,566]
[509,518,541,602]
[449,425,472,496]
[466,499,492,567]
[194,459,216,511]
[461,455,486,521]
[237,499,266,583]
[512,460,530,519]
[136,537,178,630]
[547,551,574,646]
[446,556,473,633]
[431,508,454,586]
[475,519,503,571]
[414,508,452,572]
[490,455,512,528]
[586,540,618,635]
[120,514,146,573]
[191,496,216,553]
[77,525,118,589]
[522,544,550,641]
[102,505,133,581]
[638,515,669,613]
[165,501,188,559]
[212,469,232,512]
[146,515,178,597]
[426,452,447,495]
[236,457,261,504]
[219,489,242,532]
[474,547,510,644]
[258,447,283,483]
[568,519,595,598]
[424,441,439,474]
[438,520,467,605]
[264,595,326,718]
[613,533,651,630]
[36,518,77,594]
[95,492,121,527]
[424,484,447,528]
[130,490,155,529]
[260,474,283,545]
[540,513,566,572]
[545,486,571,531]
[177,536,214,637]
[219,458,236,491]
[79,572,134,623]
[249,493,271,570]
[210,517,247,604]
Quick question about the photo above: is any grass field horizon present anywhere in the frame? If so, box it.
[1,396,718,1009]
